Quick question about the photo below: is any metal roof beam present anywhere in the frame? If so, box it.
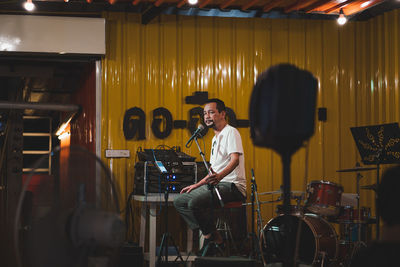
[141,4,169,24]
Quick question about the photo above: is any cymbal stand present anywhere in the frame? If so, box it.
[254,179,264,237]
[248,169,263,262]
[356,171,363,242]
[375,162,380,239]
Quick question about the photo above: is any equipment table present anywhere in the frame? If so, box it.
[134,194,196,267]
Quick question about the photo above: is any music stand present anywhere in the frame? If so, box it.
[350,123,400,239]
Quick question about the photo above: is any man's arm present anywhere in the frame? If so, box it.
[206,152,240,185]
[180,173,210,193]
[180,152,240,193]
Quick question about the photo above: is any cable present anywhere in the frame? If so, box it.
[134,146,142,164]
[202,135,206,155]
[147,149,163,217]
[124,192,136,241]
[171,146,181,152]
[156,144,173,150]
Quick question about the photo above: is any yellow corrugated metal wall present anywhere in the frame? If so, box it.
[102,10,400,242]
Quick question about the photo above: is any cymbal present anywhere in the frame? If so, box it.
[257,190,305,196]
[360,184,377,191]
[336,166,377,173]
[257,190,282,196]
[243,199,281,205]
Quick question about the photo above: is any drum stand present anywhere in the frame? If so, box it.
[343,166,367,244]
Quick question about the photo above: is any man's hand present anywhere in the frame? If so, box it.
[180,184,199,194]
[206,169,220,185]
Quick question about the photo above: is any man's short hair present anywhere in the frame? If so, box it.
[378,165,400,226]
[205,98,226,113]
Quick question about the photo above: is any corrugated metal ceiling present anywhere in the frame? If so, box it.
[0,0,399,24]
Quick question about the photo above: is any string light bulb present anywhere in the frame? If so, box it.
[188,0,198,5]
[23,0,35,12]
[337,8,347,25]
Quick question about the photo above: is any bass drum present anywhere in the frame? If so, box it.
[260,214,338,266]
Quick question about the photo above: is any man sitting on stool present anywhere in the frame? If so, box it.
[173,98,247,256]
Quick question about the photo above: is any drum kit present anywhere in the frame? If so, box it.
[254,166,377,267]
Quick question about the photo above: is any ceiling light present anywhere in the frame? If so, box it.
[337,8,347,25]
[188,0,198,5]
[23,0,35,12]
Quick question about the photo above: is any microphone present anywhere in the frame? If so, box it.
[185,124,205,148]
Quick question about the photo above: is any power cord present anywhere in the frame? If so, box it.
[124,192,136,241]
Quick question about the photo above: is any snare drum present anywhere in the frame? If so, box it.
[338,206,371,223]
[260,214,338,266]
[306,180,343,217]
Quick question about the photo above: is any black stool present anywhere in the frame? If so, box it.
[215,201,246,255]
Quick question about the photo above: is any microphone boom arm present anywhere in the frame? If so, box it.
[185,125,204,148]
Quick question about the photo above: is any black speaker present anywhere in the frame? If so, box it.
[194,257,256,267]
[249,63,317,155]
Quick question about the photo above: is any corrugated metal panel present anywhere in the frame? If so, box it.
[102,10,400,238]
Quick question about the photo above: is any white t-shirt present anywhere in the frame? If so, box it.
[209,124,246,196]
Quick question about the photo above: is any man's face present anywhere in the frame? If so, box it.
[203,102,225,128]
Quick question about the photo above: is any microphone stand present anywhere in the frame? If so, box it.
[192,135,225,256]
[193,136,224,207]
[253,174,263,236]
[249,169,262,262]
[374,148,382,240]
